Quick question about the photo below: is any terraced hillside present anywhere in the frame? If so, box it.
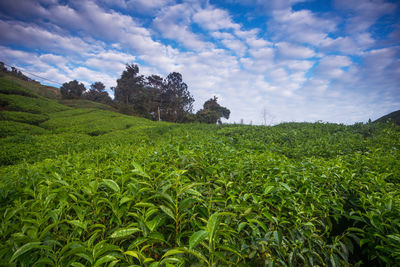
[0,76,399,266]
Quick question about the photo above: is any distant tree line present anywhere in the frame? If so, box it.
[60,64,230,124]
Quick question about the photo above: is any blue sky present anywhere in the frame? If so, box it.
[0,0,399,124]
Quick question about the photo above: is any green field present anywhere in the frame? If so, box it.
[1,75,400,266]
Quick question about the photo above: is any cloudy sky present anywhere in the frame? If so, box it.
[0,0,399,124]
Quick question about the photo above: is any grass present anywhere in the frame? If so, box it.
[0,75,400,266]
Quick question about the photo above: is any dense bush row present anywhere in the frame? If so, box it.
[1,116,399,266]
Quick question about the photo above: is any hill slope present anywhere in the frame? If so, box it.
[1,75,400,266]
[0,75,167,165]
[374,109,400,125]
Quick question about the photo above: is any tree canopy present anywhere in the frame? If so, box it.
[160,72,194,123]
[197,96,230,124]
[83,82,112,104]
[60,80,86,99]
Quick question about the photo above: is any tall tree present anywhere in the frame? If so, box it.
[145,75,164,121]
[197,96,230,124]
[113,64,146,115]
[161,72,194,122]
[60,80,86,99]
[83,81,112,104]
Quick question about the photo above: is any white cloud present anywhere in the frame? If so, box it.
[126,0,175,13]
[270,9,337,45]
[276,42,316,58]
[246,36,271,48]
[0,20,95,54]
[230,0,309,12]
[39,54,68,67]
[281,59,314,72]
[335,0,396,33]
[85,50,136,72]
[314,55,352,79]
[153,3,212,51]
[320,32,376,55]
[211,31,235,40]
[193,7,240,31]
[221,39,247,56]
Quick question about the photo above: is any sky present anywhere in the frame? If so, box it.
[0,0,399,124]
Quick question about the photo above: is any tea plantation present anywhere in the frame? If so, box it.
[1,75,399,266]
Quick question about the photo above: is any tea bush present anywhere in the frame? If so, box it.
[0,111,49,125]
[0,93,68,114]
[0,118,399,266]
[1,76,399,266]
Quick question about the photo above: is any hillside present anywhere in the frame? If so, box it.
[1,76,400,266]
[374,109,400,125]
[0,74,61,99]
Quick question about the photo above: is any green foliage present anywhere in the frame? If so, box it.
[160,72,194,122]
[0,121,47,137]
[0,74,61,99]
[374,109,400,125]
[40,108,154,134]
[197,96,230,124]
[0,96,399,266]
[0,93,69,114]
[113,65,195,122]
[60,80,86,99]
[59,99,117,112]
[0,77,39,98]
[0,111,49,125]
[114,64,150,117]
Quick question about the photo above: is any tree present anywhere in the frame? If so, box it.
[114,64,143,105]
[160,72,194,122]
[196,96,230,124]
[83,81,112,104]
[145,75,164,121]
[91,81,106,92]
[113,64,147,116]
[60,80,86,99]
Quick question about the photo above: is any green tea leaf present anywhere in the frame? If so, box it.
[102,179,120,193]
[189,230,208,249]
[160,205,175,221]
[68,220,87,231]
[238,222,247,233]
[280,182,291,192]
[146,215,165,232]
[94,255,116,267]
[162,248,185,258]
[273,230,282,246]
[10,242,45,262]
[125,250,141,260]
[207,212,220,243]
[110,228,140,238]
[387,235,400,243]
[264,185,275,195]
